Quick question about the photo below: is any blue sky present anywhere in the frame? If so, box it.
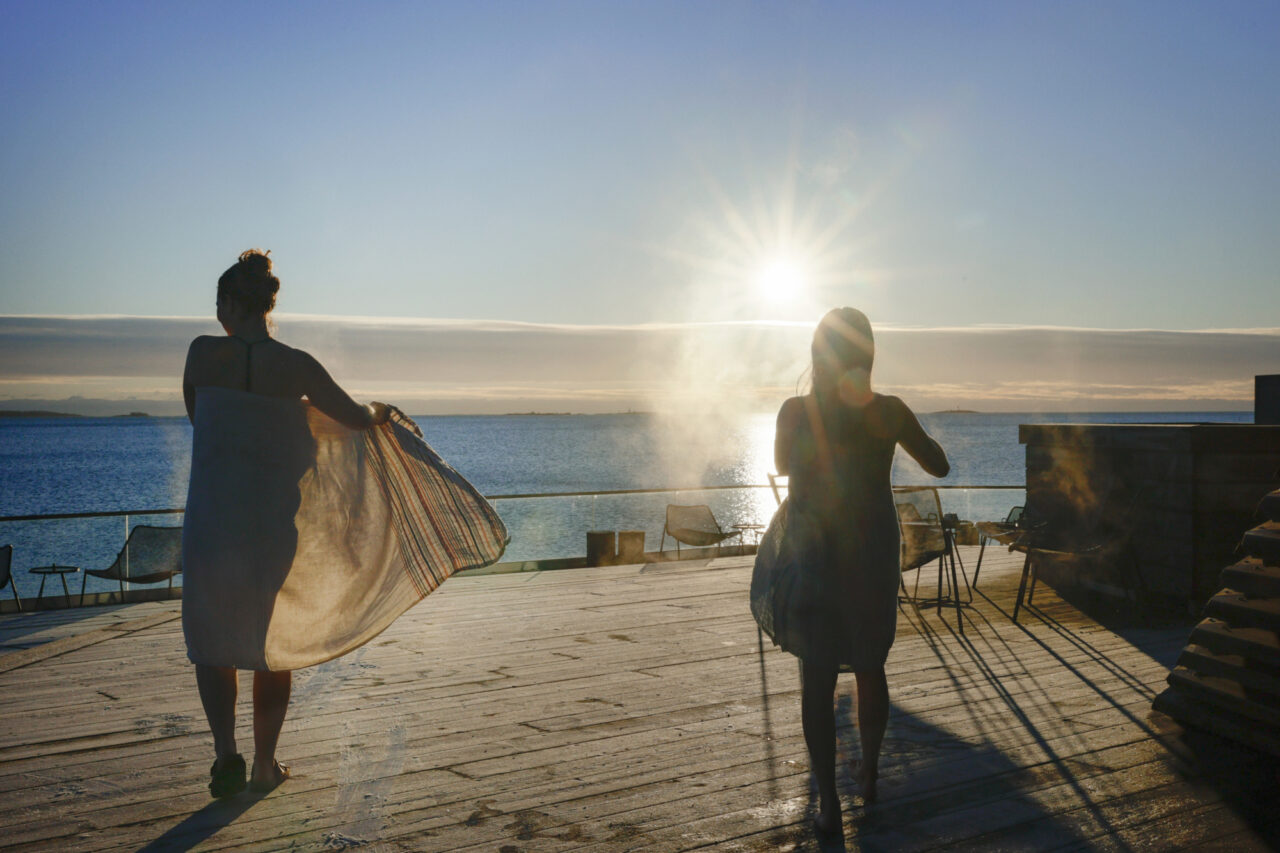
[1,1,1277,410]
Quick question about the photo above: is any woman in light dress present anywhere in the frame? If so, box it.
[763,308,948,834]
[181,249,390,797]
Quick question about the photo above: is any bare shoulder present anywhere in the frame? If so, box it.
[187,334,222,355]
[282,343,321,374]
[777,395,806,424]
[867,393,911,436]
[776,396,808,436]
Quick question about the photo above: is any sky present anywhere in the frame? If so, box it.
[1,1,1278,413]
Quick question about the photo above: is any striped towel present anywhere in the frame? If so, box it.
[365,407,509,596]
[183,388,508,671]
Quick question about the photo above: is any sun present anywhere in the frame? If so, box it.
[753,256,807,304]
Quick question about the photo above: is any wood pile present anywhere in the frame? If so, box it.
[1153,488,1280,756]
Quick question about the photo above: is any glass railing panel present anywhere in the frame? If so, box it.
[0,484,1026,605]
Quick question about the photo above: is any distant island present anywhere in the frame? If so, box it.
[501,410,653,417]
[0,410,86,418]
[931,408,981,415]
[0,410,154,419]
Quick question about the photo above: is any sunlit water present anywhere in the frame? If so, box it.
[0,410,1250,599]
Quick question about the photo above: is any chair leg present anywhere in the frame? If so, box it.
[1013,552,1034,622]
[898,574,922,620]
[10,582,21,612]
[79,572,88,607]
[972,537,987,588]
[936,557,944,615]
[949,549,964,632]
[119,577,126,605]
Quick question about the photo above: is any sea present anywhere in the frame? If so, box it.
[0,410,1252,601]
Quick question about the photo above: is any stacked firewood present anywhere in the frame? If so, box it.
[1153,488,1280,756]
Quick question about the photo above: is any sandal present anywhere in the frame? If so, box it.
[209,753,247,799]
[249,759,291,793]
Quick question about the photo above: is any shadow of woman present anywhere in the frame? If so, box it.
[134,795,259,853]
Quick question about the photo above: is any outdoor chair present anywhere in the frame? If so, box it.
[895,486,971,627]
[1007,489,1144,623]
[80,525,183,606]
[0,546,21,611]
[972,505,1025,588]
[660,505,742,556]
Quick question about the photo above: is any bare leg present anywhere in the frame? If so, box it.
[195,664,239,760]
[801,660,840,832]
[251,670,292,786]
[853,667,889,802]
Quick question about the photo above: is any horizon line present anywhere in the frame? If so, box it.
[3,313,1279,336]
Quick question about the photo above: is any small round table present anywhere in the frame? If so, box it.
[29,565,80,608]
[733,523,765,546]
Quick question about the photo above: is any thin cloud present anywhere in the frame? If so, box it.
[0,314,1273,414]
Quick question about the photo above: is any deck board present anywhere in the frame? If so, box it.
[1,545,1277,851]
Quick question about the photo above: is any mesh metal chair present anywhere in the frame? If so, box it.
[80,525,183,606]
[972,505,1025,588]
[1007,502,1142,623]
[0,546,21,611]
[660,505,742,556]
[895,486,970,627]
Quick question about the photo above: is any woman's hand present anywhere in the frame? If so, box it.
[368,401,392,426]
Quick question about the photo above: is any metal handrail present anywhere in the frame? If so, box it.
[0,483,1025,523]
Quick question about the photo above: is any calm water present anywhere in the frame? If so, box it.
[0,410,1250,599]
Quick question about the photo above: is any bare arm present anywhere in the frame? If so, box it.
[181,338,203,425]
[297,351,388,430]
[888,396,950,477]
[774,397,804,475]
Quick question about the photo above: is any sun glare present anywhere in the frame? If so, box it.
[753,256,806,304]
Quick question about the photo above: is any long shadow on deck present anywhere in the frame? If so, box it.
[753,609,1110,851]
[134,795,259,853]
[975,587,1279,849]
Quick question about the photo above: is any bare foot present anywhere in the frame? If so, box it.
[249,758,290,793]
[853,760,878,804]
[813,800,841,837]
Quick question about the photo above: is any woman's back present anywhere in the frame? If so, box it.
[784,393,900,516]
[185,336,306,398]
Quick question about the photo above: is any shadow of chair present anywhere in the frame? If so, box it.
[660,505,742,556]
[0,545,21,611]
[896,486,971,628]
[79,525,183,606]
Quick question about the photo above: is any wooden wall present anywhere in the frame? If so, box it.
[1019,424,1280,608]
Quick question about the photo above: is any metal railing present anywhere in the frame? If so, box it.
[0,484,1026,605]
[0,483,1023,523]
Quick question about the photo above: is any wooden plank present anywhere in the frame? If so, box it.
[1175,643,1280,699]
[1205,589,1280,632]
[1242,521,1280,565]
[0,547,1265,853]
[1166,666,1280,728]
[1189,617,1280,668]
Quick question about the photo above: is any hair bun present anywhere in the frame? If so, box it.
[238,249,273,275]
[218,249,280,316]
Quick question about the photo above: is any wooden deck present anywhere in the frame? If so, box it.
[1,545,1277,851]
